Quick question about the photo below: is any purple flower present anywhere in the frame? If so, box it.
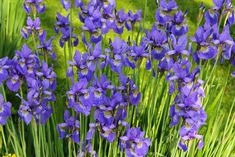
[18,77,54,124]
[6,75,21,92]
[109,37,129,73]
[113,9,128,34]
[60,0,70,11]
[120,127,151,157]
[119,75,141,106]
[23,0,45,14]
[212,0,229,9]
[0,94,11,125]
[60,0,83,10]
[38,30,56,60]
[77,140,97,157]
[21,17,41,39]
[100,125,116,142]
[82,18,102,43]
[0,57,10,84]
[68,51,94,81]
[171,11,188,36]
[167,35,189,56]
[36,61,57,91]
[226,10,235,26]
[57,110,80,143]
[158,57,174,72]
[130,42,149,61]
[219,26,234,60]
[191,24,219,61]
[144,26,169,60]
[18,101,33,125]
[93,91,128,143]
[87,42,107,69]
[54,13,70,33]
[125,10,142,31]
[159,0,178,12]
[59,27,78,47]
[86,123,97,140]
[14,44,39,77]
[205,9,219,25]
[67,79,93,116]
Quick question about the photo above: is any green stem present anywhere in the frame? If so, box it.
[19,85,27,157]
[0,125,8,154]
[68,7,73,61]
[1,84,7,101]
[32,33,39,58]
[143,0,148,31]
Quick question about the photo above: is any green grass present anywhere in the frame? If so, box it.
[0,0,26,58]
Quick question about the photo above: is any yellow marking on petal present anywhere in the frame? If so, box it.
[94,91,102,98]
[137,142,143,148]
[81,68,88,75]
[104,111,112,118]
[133,90,139,97]
[0,106,3,113]
[113,60,121,66]
[84,92,90,99]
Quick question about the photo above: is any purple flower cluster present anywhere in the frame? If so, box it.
[0,44,56,125]
[56,32,152,155]
[120,0,208,151]
[59,0,142,44]
[22,0,56,60]
[9,0,234,155]
[55,0,230,154]
[191,0,235,76]
[0,0,57,125]
[168,60,207,151]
